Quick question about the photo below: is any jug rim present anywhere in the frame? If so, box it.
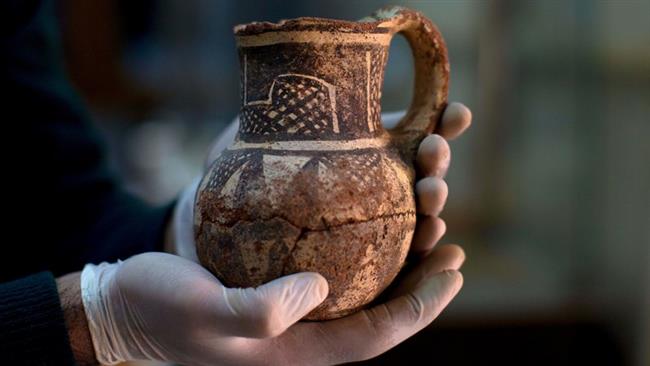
[234,17,390,36]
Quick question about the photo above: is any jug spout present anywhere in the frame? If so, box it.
[234,18,391,143]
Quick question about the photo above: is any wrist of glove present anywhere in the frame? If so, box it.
[81,261,136,365]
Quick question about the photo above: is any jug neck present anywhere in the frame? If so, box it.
[235,21,390,143]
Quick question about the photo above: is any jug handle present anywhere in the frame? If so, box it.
[367,7,450,159]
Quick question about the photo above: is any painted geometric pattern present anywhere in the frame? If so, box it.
[368,50,388,132]
[206,151,385,197]
[317,152,383,188]
[205,151,255,192]
[240,74,338,136]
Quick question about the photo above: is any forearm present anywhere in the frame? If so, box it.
[57,272,97,366]
[0,272,76,365]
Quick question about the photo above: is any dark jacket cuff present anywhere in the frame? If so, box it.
[0,272,75,365]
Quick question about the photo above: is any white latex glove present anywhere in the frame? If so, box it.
[170,103,472,262]
[81,250,463,365]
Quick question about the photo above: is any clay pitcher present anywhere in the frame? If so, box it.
[195,6,449,320]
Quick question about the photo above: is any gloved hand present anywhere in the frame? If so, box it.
[170,102,472,262]
[81,248,464,365]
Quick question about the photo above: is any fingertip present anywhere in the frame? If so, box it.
[411,216,446,254]
[446,102,472,125]
[248,272,330,336]
[411,244,466,284]
[286,272,329,301]
[302,272,330,301]
[437,217,447,236]
[438,244,466,268]
[458,103,472,122]
[444,269,464,295]
[415,177,448,216]
[416,134,450,177]
[418,134,448,154]
[439,102,472,140]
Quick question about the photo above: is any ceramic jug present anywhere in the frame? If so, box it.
[195,6,449,320]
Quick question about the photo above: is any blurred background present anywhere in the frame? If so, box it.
[54,0,649,365]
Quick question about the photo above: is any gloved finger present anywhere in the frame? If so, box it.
[410,216,446,256]
[392,244,465,298]
[435,102,472,140]
[204,118,239,171]
[415,177,448,216]
[215,272,329,339]
[276,269,463,365]
[416,134,450,178]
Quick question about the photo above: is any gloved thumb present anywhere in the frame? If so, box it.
[214,272,329,338]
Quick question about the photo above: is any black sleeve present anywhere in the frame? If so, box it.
[0,273,75,365]
[2,0,174,281]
